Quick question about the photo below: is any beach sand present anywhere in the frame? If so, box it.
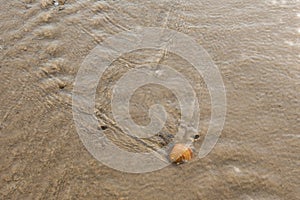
[0,0,299,199]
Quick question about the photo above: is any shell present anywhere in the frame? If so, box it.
[169,143,193,164]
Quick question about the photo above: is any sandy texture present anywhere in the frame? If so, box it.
[0,0,299,199]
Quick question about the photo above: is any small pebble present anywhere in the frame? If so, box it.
[100,125,108,130]
[194,134,200,140]
[98,125,108,130]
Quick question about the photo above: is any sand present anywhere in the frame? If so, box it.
[0,0,299,199]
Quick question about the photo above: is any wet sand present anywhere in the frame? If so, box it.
[0,0,300,199]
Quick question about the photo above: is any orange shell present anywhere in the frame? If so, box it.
[169,143,193,164]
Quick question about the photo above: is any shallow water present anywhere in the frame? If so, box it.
[0,0,299,199]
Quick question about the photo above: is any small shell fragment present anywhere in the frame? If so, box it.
[169,143,193,164]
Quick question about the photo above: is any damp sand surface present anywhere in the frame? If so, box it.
[0,0,300,199]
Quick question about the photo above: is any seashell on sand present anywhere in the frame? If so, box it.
[169,143,193,164]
